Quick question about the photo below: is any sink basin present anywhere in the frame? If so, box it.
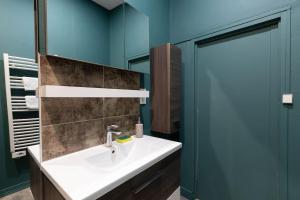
[85,136,177,172]
[85,140,135,172]
[40,135,182,200]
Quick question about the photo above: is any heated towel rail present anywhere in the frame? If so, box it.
[3,53,40,158]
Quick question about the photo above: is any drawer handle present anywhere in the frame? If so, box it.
[133,171,163,194]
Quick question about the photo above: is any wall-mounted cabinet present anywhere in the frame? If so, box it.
[151,43,181,134]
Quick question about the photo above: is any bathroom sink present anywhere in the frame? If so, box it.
[40,135,182,200]
[85,139,135,172]
[85,136,176,172]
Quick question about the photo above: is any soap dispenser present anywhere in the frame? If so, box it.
[135,117,143,138]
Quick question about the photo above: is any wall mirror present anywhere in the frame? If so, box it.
[124,2,150,73]
[36,0,149,72]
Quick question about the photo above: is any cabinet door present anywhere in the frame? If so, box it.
[196,19,285,200]
[151,44,181,134]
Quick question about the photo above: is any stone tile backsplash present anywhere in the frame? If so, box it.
[103,68,140,89]
[40,55,104,87]
[40,55,140,161]
[42,119,105,161]
[41,98,103,126]
[103,98,140,117]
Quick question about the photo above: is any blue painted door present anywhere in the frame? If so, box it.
[195,20,286,200]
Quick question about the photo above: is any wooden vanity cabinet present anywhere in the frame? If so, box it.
[29,155,64,200]
[29,155,43,200]
[100,150,180,200]
[151,43,181,134]
[29,150,180,200]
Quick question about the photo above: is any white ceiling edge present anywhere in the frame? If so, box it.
[91,0,123,10]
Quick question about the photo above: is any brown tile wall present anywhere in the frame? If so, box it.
[40,55,140,161]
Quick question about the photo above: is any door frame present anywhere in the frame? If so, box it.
[192,8,291,200]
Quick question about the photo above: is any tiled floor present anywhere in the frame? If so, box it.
[0,188,33,200]
[0,188,190,200]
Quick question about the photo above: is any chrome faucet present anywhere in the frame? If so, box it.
[106,125,122,147]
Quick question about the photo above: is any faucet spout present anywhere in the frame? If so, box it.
[106,125,122,147]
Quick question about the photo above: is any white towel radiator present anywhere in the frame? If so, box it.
[3,53,40,158]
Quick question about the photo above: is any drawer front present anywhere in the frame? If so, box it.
[132,171,163,200]
[99,150,181,200]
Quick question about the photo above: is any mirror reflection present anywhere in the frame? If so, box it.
[47,0,125,68]
[125,2,150,73]
[43,0,149,72]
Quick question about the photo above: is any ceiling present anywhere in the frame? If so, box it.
[92,0,123,10]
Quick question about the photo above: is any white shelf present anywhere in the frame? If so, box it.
[39,85,149,98]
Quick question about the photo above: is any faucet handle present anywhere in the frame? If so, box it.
[107,125,119,131]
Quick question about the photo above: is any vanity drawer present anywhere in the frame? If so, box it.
[132,169,163,200]
[98,183,133,200]
[99,150,181,200]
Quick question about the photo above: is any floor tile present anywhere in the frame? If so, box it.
[0,188,33,200]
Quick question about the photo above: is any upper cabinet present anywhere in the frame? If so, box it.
[35,0,149,72]
[151,44,181,134]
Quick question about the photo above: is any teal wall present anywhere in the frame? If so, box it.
[170,0,293,43]
[125,3,149,61]
[109,5,125,68]
[48,0,110,65]
[170,0,300,200]
[47,1,150,70]
[0,0,35,197]
[125,0,170,48]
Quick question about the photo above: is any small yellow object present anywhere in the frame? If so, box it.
[116,136,132,143]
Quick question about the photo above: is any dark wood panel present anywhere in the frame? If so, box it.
[132,172,163,200]
[151,43,181,134]
[29,154,43,200]
[161,151,180,199]
[151,44,170,133]
[43,175,65,200]
[99,150,181,200]
[98,180,133,200]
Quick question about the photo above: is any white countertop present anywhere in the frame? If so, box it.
[28,144,40,166]
[28,135,182,200]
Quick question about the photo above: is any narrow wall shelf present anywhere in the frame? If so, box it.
[39,85,149,98]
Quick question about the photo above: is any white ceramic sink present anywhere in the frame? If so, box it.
[85,139,135,172]
[38,135,182,200]
[86,136,177,172]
